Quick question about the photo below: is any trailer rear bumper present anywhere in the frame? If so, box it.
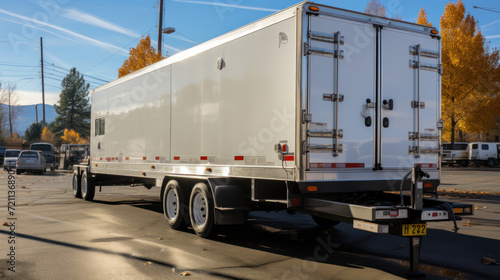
[297,193,473,229]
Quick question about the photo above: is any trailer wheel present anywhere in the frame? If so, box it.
[72,171,82,198]
[487,159,495,168]
[460,161,469,167]
[163,180,187,230]
[189,182,215,238]
[81,171,95,201]
[311,215,340,229]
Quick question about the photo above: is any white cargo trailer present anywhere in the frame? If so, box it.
[73,2,472,275]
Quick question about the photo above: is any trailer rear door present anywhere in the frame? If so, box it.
[380,27,440,169]
[305,15,376,170]
[304,12,440,173]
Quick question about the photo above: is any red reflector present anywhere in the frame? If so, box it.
[282,144,287,153]
[200,156,208,160]
[100,157,102,160]
[284,155,294,161]
[309,163,365,168]
[415,163,437,168]
[105,157,110,161]
[290,198,301,207]
[345,163,365,168]
[155,156,160,160]
[234,156,244,161]
[142,157,146,160]
[389,210,398,217]
[432,212,438,217]
[173,156,180,160]
[125,157,129,160]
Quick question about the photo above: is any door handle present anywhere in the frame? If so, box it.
[383,99,393,110]
[363,99,375,127]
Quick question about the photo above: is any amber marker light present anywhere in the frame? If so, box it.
[306,186,318,192]
[308,6,320,12]
[430,30,439,34]
[206,167,212,172]
[151,165,155,169]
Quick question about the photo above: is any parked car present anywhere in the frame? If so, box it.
[3,149,21,170]
[59,144,89,169]
[0,146,6,165]
[30,143,57,171]
[16,150,46,175]
[442,142,469,167]
[469,142,500,167]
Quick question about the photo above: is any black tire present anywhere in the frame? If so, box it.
[311,215,341,229]
[81,171,95,201]
[72,171,82,198]
[487,159,496,168]
[50,166,54,171]
[189,182,215,238]
[16,170,21,175]
[460,161,469,167]
[163,180,188,230]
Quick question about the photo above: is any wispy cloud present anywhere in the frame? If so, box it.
[0,8,127,54]
[16,89,59,105]
[173,0,279,12]
[482,19,500,29]
[169,33,197,44]
[62,8,140,38]
[151,39,183,53]
[485,34,500,39]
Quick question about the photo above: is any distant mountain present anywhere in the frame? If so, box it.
[4,104,57,135]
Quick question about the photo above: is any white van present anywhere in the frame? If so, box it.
[469,142,500,167]
[442,142,469,167]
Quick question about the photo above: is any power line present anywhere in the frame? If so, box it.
[0,63,39,68]
[473,6,500,13]
[83,25,156,74]
[133,0,159,27]
[45,62,110,83]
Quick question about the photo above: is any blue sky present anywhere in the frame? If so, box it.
[1,0,499,106]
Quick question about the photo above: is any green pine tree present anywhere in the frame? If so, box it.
[51,67,91,137]
[24,122,43,142]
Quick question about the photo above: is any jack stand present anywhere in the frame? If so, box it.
[406,236,425,277]
[406,165,429,277]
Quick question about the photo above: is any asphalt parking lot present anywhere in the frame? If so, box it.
[0,168,499,280]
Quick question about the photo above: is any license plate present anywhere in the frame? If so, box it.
[402,224,426,236]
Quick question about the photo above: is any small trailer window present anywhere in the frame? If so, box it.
[482,144,489,150]
[472,144,478,149]
[95,118,105,136]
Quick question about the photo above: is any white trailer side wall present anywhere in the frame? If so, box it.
[91,16,297,177]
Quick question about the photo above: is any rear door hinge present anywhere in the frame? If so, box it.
[323,93,344,102]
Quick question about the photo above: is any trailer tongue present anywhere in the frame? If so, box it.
[73,2,473,276]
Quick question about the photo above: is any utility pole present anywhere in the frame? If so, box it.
[40,37,46,126]
[35,104,38,124]
[157,0,164,55]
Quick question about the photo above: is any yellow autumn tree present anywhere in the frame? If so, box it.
[417,8,433,26]
[118,35,163,78]
[440,0,500,144]
[10,132,23,145]
[41,127,55,144]
[364,0,386,17]
[61,129,86,144]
